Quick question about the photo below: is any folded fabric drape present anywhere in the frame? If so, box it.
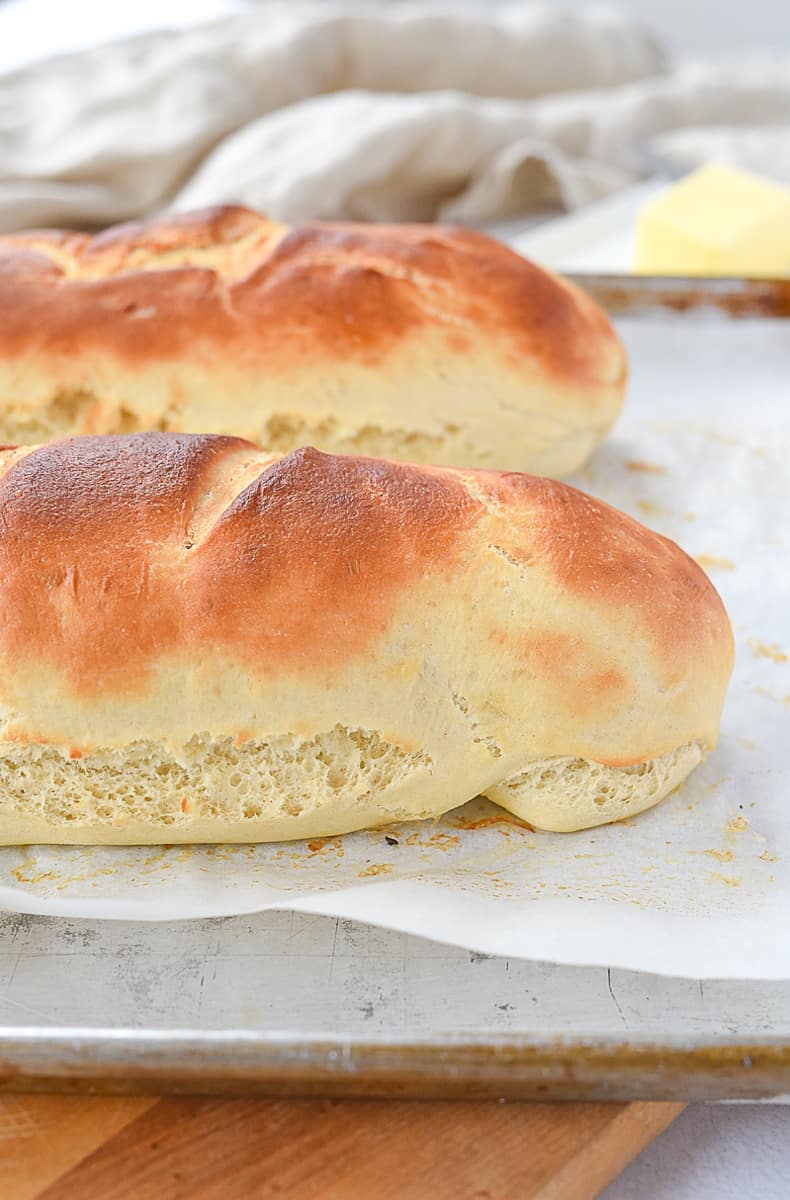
[0,3,787,232]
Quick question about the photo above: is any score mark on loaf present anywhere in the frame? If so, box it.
[0,434,733,844]
[0,206,625,475]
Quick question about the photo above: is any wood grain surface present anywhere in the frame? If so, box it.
[0,1095,683,1199]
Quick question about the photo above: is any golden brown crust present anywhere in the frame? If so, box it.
[475,470,730,675]
[0,437,480,694]
[0,205,624,390]
[0,432,731,709]
[84,205,269,263]
[192,446,481,672]
[0,434,249,692]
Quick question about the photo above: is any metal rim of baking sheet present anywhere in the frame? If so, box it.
[1,1028,790,1101]
[566,272,790,319]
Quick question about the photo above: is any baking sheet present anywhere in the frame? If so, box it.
[0,317,788,979]
[3,910,790,1101]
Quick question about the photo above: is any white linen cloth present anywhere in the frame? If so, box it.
[0,2,788,234]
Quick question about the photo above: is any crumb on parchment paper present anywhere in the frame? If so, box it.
[424,832,460,851]
[12,866,56,885]
[694,554,735,572]
[703,849,734,863]
[751,685,790,704]
[749,638,788,665]
[625,459,667,474]
[449,813,535,833]
[727,816,749,833]
[357,863,393,878]
[637,499,672,520]
[709,873,741,888]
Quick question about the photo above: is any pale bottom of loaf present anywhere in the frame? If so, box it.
[0,727,704,844]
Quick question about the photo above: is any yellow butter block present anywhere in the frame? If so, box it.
[634,163,790,277]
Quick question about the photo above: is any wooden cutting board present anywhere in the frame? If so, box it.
[0,1095,682,1199]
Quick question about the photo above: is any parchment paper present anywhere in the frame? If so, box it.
[0,317,787,979]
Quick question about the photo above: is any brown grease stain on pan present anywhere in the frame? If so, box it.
[568,274,790,319]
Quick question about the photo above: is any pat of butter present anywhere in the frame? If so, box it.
[634,164,790,277]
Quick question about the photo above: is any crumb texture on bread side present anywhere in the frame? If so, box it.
[0,727,434,845]
[0,732,704,844]
[486,742,705,833]
[0,392,606,479]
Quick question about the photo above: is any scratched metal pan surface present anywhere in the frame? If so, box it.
[1,911,790,1101]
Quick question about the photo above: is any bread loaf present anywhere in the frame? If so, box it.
[0,434,732,843]
[0,207,625,475]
